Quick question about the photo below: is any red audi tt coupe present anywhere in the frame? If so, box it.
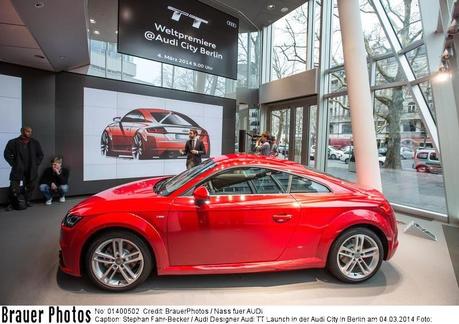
[100,108,210,159]
[60,154,398,291]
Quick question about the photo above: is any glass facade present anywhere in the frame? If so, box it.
[81,0,449,216]
[323,0,447,214]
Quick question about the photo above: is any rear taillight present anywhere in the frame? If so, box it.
[146,127,166,134]
[379,200,393,215]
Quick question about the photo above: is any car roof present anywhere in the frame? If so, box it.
[211,154,343,185]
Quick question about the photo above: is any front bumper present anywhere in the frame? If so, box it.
[59,225,83,277]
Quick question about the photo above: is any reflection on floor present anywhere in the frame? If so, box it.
[443,225,459,287]
[0,198,457,305]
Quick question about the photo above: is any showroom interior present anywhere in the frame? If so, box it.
[0,0,458,304]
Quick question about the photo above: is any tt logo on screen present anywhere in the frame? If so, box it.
[167,6,208,29]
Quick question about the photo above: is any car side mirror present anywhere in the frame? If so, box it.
[113,117,121,122]
[193,186,210,206]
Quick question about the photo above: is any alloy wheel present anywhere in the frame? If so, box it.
[101,132,110,156]
[336,234,380,280]
[132,135,143,159]
[91,238,145,289]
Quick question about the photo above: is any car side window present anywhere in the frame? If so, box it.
[272,173,330,194]
[430,152,439,161]
[417,152,428,159]
[203,168,253,195]
[244,168,283,194]
[122,111,144,123]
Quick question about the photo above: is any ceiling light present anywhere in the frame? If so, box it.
[90,18,96,24]
[281,7,289,13]
[34,2,44,8]
[267,4,275,10]
[93,30,100,35]
[115,30,118,34]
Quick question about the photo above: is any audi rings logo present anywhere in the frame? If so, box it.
[144,31,155,41]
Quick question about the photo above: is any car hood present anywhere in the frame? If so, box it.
[68,176,170,216]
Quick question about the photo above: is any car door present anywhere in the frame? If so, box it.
[167,167,300,266]
[271,172,338,259]
[111,112,133,150]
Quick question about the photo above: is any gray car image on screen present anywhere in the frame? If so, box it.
[100,108,210,159]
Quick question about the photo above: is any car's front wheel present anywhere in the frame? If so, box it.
[327,227,383,283]
[86,231,153,291]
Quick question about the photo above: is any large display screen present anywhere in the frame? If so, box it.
[83,87,223,181]
[118,0,239,79]
[0,74,22,188]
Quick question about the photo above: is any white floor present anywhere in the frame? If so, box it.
[1,200,458,305]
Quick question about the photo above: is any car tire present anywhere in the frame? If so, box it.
[101,131,115,157]
[330,154,336,160]
[379,161,384,167]
[132,133,147,160]
[327,227,384,283]
[86,230,153,292]
[344,158,349,164]
[416,165,428,173]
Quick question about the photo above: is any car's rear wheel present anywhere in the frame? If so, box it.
[416,165,428,173]
[132,134,146,160]
[101,131,114,157]
[344,158,349,164]
[86,231,153,291]
[330,154,336,160]
[327,227,383,283]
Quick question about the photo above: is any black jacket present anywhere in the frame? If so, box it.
[182,138,206,166]
[4,136,44,181]
[39,167,69,186]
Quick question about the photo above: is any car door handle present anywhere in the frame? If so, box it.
[272,214,293,223]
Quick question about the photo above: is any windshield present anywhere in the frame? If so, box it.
[159,159,216,195]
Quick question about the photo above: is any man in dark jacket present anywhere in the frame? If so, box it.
[4,126,44,208]
[180,128,206,169]
[39,156,69,205]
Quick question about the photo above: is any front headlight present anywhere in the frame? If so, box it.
[62,213,82,228]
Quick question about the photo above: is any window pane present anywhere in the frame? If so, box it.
[405,45,429,79]
[381,0,423,48]
[325,88,447,214]
[270,109,290,159]
[238,33,248,87]
[375,56,405,85]
[271,3,308,80]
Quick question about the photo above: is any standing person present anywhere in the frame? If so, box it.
[39,156,70,205]
[255,131,271,156]
[270,136,279,157]
[4,126,44,209]
[180,128,206,169]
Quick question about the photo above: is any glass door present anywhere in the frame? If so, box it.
[270,109,290,159]
[267,98,318,167]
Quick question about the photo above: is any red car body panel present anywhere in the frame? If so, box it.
[60,154,398,278]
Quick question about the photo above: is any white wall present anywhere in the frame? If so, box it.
[0,74,22,188]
